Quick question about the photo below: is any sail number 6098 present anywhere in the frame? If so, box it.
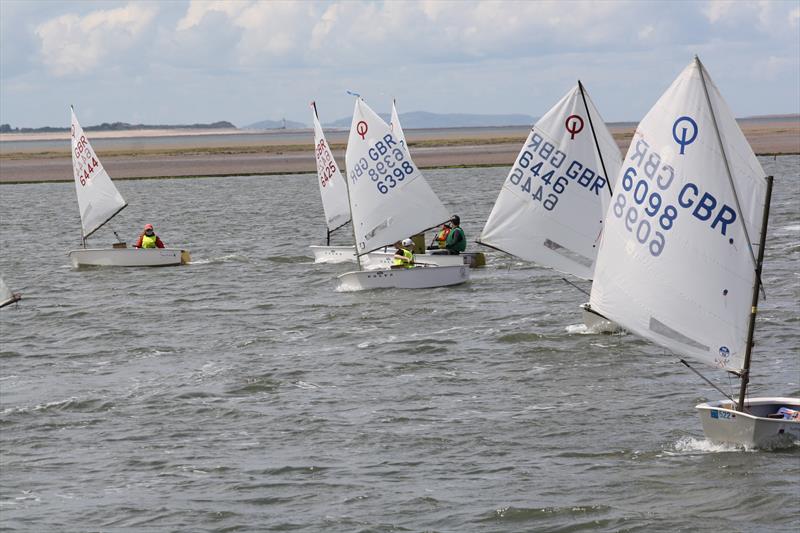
[612,167,679,257]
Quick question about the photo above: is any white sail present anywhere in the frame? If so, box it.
[345,98,449,254]
[479,83,621,280]
[71,107,127,238]
[0,277,13,302]
[589,57,768,373]
[390,99,407,150]
[312,104,351,232]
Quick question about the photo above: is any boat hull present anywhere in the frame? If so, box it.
[310,245,357,264]
[68,248,190,268]
[336,265,470,291]
[695,397,800,448]
[579,303,622,333]
[361,252,464,270]
[312,245,486,268]
[426,250,486,268]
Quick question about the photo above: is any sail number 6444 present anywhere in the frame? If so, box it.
[73,135,99,187]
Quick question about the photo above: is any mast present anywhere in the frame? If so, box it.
[736,175,773,412]
[696,57,759,275]
[312,100,325,245]
[577,80,613,197]
[345,97,362,271]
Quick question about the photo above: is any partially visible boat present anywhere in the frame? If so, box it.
[67,107,189,267]
[392,99,486,269]
[0,276,21,309]
[478,82,621,330]
[309,102,353,263]
[589,56,799,448]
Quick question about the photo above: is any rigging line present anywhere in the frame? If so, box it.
[561,277,589,297]
[578,80,613,197]
[679,359,735,403]
[695,57,764,299]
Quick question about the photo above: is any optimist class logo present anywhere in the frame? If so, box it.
[565,115,584,140]
[356,121,368,140]
[672,116,698,155]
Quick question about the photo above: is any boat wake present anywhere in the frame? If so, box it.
[670,435,800,453]
[565,323,627,335]
[188,254,250,265]
[267,255,312,264]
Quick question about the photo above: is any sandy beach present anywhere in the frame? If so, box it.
[1,120,797,183]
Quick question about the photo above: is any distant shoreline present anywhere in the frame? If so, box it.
[1,120,797,184]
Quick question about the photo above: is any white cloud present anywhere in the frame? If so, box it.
[35,3,157,76]
[176,0,249,31]
[703,0,736,23]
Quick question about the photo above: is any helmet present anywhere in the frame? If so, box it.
[144,223,154,231]
[401,238,413,247]
[450,215,460,225]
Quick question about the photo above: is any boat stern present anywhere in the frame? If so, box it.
[695,397,800,448]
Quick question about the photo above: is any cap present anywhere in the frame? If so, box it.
[144,223,154,231]
[401,238,413,247]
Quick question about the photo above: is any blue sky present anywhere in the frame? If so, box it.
[1,0,798,128]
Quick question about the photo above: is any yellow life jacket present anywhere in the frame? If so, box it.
[392,248,414,268]
[141,234,157,248]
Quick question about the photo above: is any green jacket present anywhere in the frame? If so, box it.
[445,226,466,253]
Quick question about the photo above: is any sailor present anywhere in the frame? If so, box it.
[444,215,466,255]
[392,238,415,268]
[428,223,451,250]
[135,223,165,249]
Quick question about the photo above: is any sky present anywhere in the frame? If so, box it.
[1,0,798,128]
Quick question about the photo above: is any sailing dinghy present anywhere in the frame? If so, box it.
[336,97,469,291]
[66,107,189,268]
[309,101,355,264]
[478,82,622,331]
[589,57,799,448]
[0,276,22,309]
[309,101,463,269]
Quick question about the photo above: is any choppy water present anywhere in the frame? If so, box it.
[1,156,798,532]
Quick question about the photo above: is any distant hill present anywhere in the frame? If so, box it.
[0,121,236,133]
[324,111,535,129]
[244,118,307,130]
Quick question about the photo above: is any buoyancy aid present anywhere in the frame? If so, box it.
[141,234,157,248]
[435,226,451,248]
[392,248,414,268]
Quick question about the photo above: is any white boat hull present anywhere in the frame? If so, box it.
[68,248,190,268]
[312,245,486,268]
[336,265,470,291]
[310,245,357,264]
[361,252,465,270]
[696,397,800,448]
[579,303,623,333]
